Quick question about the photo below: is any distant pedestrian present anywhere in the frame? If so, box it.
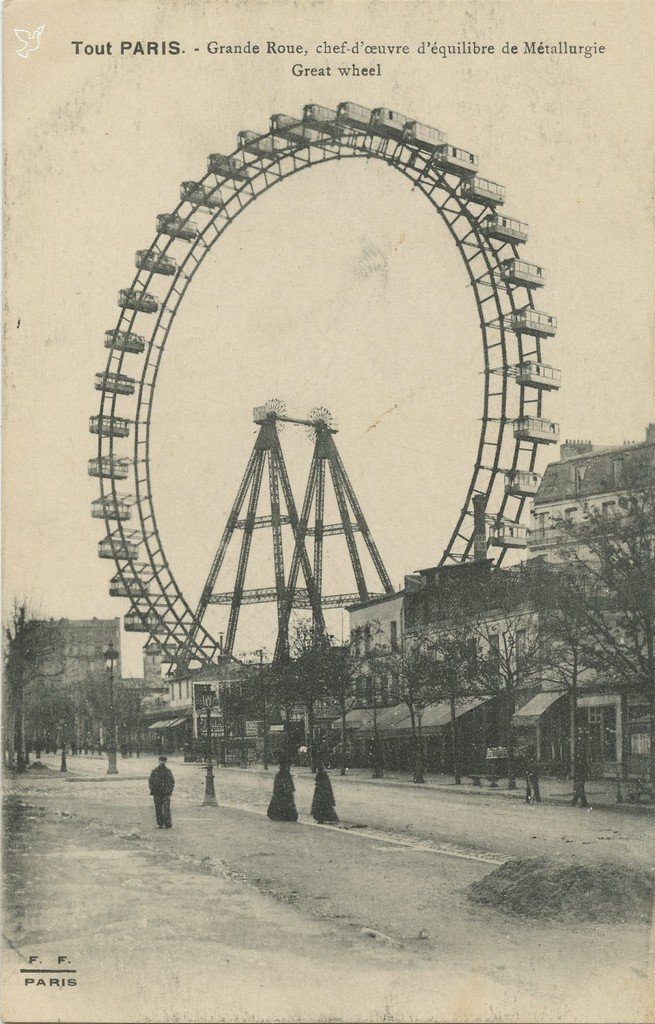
[311,765,339,824]
[149,754,175,828]
[523,748,542,804]
[267,759,298,822]
[571,762,589,807]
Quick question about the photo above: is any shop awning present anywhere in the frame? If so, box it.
[513,691,566,724]
[148,716,189,731]
[330,707,376,731]
[359,704,414,737]
[391,696,493,736]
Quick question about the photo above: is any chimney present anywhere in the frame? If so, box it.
[472,494,487,562]
[560,439,594,460]
[646,423,655,444]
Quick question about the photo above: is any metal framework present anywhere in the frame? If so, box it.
[91,101,560,670]
[178,402,393,666]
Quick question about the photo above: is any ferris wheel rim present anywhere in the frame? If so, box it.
[95,114,551,668]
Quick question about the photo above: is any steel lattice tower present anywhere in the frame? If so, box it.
[179,401,393,667]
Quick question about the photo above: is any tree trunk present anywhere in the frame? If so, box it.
[407,702,420,783]
[569,673,577,781]
[449,693,461,784]
[307,700,316,770]
[340,700,347,776]
[371,700,383,778]
[13,677,27,773]
[505,687,517,789]
[650,689,655,787]
[416,713,425,784]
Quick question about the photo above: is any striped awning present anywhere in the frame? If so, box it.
[147,716,189,731]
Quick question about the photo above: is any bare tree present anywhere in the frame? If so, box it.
[530,563,596,802]
[472,567,546,789]
[556,464,655,785]
[3,602,64,771]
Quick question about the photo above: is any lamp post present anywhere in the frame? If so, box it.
[202,693,218,807]
[104,643,119,775]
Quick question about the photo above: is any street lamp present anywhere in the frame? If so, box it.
[202,693,218,808]
[104,643,119,775]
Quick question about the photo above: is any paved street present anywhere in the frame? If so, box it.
[3,755,654,1023]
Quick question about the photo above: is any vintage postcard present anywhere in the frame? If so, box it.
[3,0,655,1021]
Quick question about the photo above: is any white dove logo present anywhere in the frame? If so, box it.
[15,25,45,59]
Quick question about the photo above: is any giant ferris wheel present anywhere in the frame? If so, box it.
[89,101,561,672]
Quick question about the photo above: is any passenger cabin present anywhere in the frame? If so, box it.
[461,177,506,205]
[302,104,339,131]
[91,495,132,522]
[90,414,130,438]
[105,330,145,354]
[124,609,163,633]
[237,130,286,158]
[88,456,130,480]
[135,250,177,275]
[95,371,135,396]
[207,153,253,180]
[118,288,158,314]
[156,214,198,241]
[488,523,529,549]
[271,114,322,146]
[98,534,139,560]
[482,214,529,244]
[109,573,151,598]
[504,470,542,497]
[432,145,479,177]
[180,181,225,210]
[515,361,561,391]
[501,259,545,288]
[509,307,557,338]
[337,102,372,128]
[514,416,560,444]
[405,120,447,150]
[370,108,411,139]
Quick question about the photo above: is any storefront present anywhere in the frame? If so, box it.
[513,690,569,774]
[147,713,192,755]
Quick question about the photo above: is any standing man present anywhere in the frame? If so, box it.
[149,754,175,828]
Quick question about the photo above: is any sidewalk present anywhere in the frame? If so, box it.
[23,753,654,812]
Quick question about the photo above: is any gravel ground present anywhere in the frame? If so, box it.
[3,757,654,1023]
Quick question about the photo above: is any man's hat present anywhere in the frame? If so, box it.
[158,755,168,762]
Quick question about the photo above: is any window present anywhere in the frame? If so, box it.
[390,621,398,652]
[630,733,651,756]
[584,705,617,762]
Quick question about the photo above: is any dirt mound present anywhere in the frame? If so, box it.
[27,761,51,772]
[469,857,655,923]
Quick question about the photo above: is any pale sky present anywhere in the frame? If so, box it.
[4,0,654,673]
